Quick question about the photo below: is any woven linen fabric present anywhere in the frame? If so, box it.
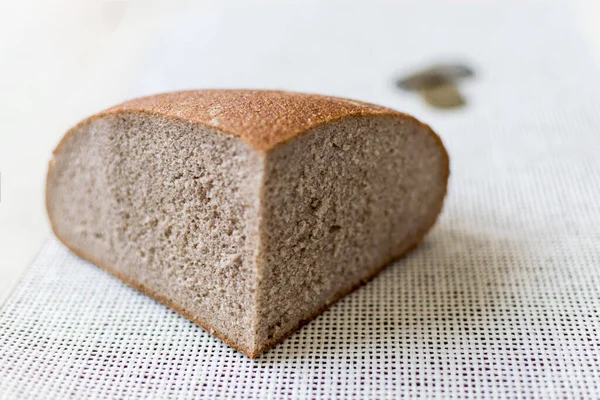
[3,3,600,399]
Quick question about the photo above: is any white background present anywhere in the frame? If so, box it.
[1,0,600,302]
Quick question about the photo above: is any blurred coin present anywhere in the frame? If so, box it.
[396,63,474,91]
[396,62,473,109]
[397,73,447,91]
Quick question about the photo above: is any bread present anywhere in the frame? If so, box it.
[46,90,449,358]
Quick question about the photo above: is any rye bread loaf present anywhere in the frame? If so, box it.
[46,90,449,358]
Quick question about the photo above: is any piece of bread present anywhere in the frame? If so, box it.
[46,90,449,358]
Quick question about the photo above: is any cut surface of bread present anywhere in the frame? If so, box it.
[46,90,449,358]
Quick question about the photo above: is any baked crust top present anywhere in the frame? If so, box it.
[79,90,419,152]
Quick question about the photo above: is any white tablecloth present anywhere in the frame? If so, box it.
[2,3,600,399]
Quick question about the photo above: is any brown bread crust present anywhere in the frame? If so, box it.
[53,90,446,153]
